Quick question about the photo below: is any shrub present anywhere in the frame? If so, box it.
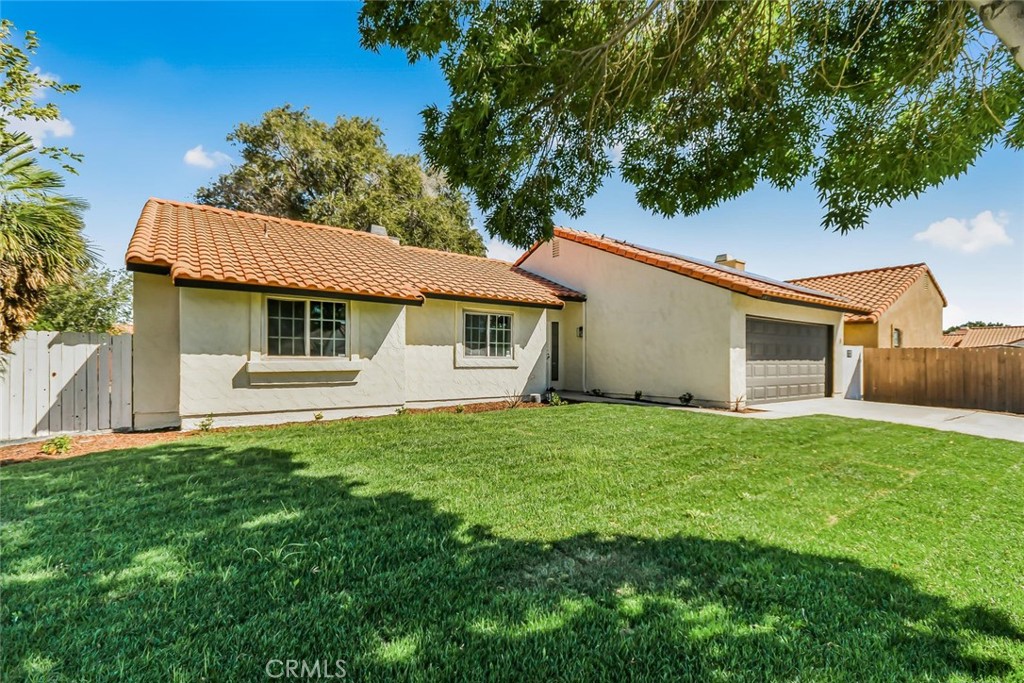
[198,414,215,432]
[454,404,465,414]
[313,412,324,421]
[634,390,643,401]
[396,407,408,416]
[679,392,694,406]
[590,388,604,397]
[40,435,72,455]
[549,392,564,407]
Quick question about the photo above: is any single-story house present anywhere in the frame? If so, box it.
[943,326,1024,348]
[126,199,868,429]
[788,264,947,349]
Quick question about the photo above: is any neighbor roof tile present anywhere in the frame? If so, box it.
[789,264,947,324]
[957,326,1024,348]
[125,199,583,308]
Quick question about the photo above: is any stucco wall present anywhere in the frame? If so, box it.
[519,238,735,404]
[876,275,944,348]
[132,273,181,429]
[728,296,846,402]
[176,288,407,426]
[844,322,878,348]
[404,298,550,404]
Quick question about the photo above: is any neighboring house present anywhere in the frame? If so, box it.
[943,326,1024,348]
[126,200,868,429]
[788,264,947,349]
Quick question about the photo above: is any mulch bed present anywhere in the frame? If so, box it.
[0,401,546,467]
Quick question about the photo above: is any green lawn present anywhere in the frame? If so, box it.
[2,404,1022,682]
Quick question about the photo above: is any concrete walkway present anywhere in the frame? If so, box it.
[560,392,1023,442]
[749,398,1023,443]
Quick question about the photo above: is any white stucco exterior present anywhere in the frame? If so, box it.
[518,237,847,407]
[132,273,569,430]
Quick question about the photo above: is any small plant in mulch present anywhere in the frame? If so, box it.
[679,392,694,406]
[395,406,408,416]
[40,435,72,455]
[454,405,466,414]
[590,388,604,397]
[198,414,215,432]
[313,412,324,421]
[634,390,644,401]
[548,392,564,407]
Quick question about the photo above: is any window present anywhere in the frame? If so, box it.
[892,328,902,348]
[464,312,512,358]
[267,298,346,357]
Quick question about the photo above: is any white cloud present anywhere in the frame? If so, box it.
[8,117,75,145]
[183,144,232,169]
[914,210,1013,254]
[485,237,524,263]
[29,67,61,101]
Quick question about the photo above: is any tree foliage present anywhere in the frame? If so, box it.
[944,321,1007,334]
[360,1,1024,247]
[31,267,131,333]
[196,106,486,256]
[1,21,90,353]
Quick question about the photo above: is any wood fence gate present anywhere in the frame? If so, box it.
[863,346,1024,414]
[1,331,132,441]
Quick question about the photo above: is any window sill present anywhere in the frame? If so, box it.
[246,358,368,374]
[455,356,519,369]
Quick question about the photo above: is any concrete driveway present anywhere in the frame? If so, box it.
[751,398,1023,443]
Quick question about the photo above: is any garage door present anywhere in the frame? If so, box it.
[746,318,829,404]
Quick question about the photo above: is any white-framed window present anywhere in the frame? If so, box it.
[267,298,346,357]
[463,311,513,358]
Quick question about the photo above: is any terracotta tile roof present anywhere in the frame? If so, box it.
[788,263,947,324]
[515,227,869,314]
[942,333,964,348]
[125,198,583,308]
[957,326,1024,348]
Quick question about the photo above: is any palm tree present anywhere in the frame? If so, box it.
[0,132,93,352]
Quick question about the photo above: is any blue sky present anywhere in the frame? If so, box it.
[7,1,1024,326]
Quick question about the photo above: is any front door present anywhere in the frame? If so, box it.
[549,321,560,386]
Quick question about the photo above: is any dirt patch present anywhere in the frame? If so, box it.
[0,430,189,467]
[0,401,547,466]
[404,400,546,415]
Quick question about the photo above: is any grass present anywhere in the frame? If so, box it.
[1,404,1022,682]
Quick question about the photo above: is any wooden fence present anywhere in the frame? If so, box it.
[0,331,132,441]
[864,346,1024,414]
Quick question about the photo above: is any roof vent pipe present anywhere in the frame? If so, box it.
[369,224,388,237]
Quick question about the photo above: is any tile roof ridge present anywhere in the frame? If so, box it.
[400,243,519,265]
[144,197,386,239]
[789,262,927,282]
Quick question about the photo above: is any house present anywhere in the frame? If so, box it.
[943,326,1024,348]
[126,200,868,429]
[788,264,947,349]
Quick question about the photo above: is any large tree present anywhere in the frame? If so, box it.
[31,267,131,333]
[196,106,486,256]
[1,20,91,352]
[360,1,1024,247]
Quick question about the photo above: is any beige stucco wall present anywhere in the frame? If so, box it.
[176,288,407,427]
[728,296,846,402]
[876,275,944,348]
[843,322,878,348]
[519,238,735,404]
[135,281,560,428]
[132,273,181,429]
[404,298,554,404]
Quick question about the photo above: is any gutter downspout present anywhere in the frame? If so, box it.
[581,300,587,392]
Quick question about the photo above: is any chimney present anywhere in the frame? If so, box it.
[369,224,400,245]
[715,253,745,271]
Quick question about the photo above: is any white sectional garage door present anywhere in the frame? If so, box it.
[746,318,829,404]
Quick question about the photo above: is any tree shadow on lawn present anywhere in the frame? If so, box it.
[1,443,1020,682]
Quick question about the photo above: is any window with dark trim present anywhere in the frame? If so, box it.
[892,327,902,348]
[267,298,346,357]
[464,312,512,358]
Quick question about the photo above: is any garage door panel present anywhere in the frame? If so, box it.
[746,318,828,405]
